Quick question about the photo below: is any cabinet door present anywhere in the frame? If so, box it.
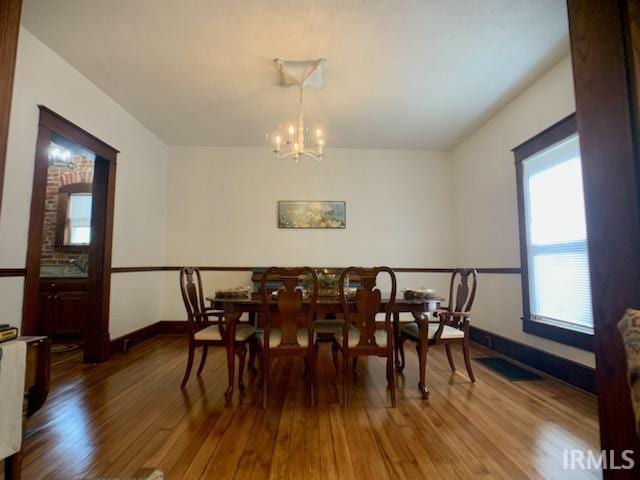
[37,292,55,338]
[52,291,87,339]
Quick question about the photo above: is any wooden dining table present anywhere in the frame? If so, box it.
[206,293,442,400]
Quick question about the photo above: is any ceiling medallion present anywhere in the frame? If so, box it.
[271,58,325,162]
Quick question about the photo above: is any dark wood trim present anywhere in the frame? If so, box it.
[109,266,521,274]
[109,320,188,356]
[512,113,577,161]
[23,108,118,365]
[22,126,53,337]
[38,106,119,161]
[0,266,522,276]
[110,266,179,273]
[156,320,190,334]
[624,0,640,148]
[191,266,255,272]
[522,317,593,351]
[568,0,640,473]
[109,322,160,356]
[393,267,456,273]
[477,267,520,274]
[85,156,116,363]
[0,0,22,216]
[512,114,593,352]
[514,157,532,346]
[0,267,26,277]
[469,326,596,394]
[58,182,93,194]
[110,266,256,273]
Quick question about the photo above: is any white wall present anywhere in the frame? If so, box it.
[161,147,455,320]
[451,56,595,367]
[2,30,597,369]
[1,28,169,338]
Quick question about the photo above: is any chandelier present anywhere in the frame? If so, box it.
[271,59,326,162]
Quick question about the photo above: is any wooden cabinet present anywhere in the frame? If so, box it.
[38,278,88,340]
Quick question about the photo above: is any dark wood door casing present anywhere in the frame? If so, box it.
[0,0,23,216]
[23,107,118,363]
[568,1,640,477]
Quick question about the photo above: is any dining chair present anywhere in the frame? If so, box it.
[312,269,364,377]
[398,268,478,399]
[179,267,259,403]
[337,266,397,407]
[260,267,319,408]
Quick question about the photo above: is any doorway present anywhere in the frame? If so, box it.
[22,106,118,363]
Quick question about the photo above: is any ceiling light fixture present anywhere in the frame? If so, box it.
[271,58,326,162]
[48,142,76,169]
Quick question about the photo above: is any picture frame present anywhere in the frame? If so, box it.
[277,200,346,229]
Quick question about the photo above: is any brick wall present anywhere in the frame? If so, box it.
[40,154,94,267]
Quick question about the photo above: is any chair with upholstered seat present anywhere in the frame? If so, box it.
[337,266,396,407]
[179,267,259,403]
[398,268,478,399]
[260,267,319,408]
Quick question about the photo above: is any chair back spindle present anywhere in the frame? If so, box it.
[180,267,225,336]
[447,268,478,327]
[180,267,205,317]
[260,267,318,348]
[339,267,396,347]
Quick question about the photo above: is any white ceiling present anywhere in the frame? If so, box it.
[21,0,569,150]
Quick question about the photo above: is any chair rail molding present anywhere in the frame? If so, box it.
[1,266,521,277]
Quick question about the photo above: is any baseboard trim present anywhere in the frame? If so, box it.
[469,326,597,394]
[109,322,161,356]
[109,320,190,356]
[157,320,189,334]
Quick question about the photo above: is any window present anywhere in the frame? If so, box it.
[67,193,92,244]
[514,114,594,351]
[55,182,93,250]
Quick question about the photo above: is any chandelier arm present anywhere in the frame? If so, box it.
[274,149,323,161]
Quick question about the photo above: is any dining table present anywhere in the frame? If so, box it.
[206,293,442,400]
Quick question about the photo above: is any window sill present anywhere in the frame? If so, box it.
[522,316,594,352]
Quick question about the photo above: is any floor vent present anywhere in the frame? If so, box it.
[474,357,543,381]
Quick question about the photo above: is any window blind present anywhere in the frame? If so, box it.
[522,135,594,333]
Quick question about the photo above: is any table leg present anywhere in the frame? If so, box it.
[417,314,430,399]
[224,311,241,406]
[393,311,401,372]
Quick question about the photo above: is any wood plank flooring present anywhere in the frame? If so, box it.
[15,335,600,479]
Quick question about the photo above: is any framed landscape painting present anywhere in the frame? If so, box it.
[277,201,346,229]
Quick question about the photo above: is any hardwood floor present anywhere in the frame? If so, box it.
[14,334,599,479]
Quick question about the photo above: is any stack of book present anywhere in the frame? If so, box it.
[0,324,18,343]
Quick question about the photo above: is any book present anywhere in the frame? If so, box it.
[0,327,18,343]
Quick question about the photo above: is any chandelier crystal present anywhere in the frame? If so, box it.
[271,59,326,163]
